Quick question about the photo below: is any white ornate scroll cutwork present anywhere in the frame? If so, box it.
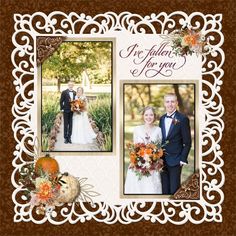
[12,11,224,224]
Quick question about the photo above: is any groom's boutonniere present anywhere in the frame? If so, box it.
[172,118,180,125]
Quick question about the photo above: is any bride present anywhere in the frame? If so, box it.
[71,86,97,144]
[125,106,163,194]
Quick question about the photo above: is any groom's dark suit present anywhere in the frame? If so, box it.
[159,110,191,194]
[60,89,76,141]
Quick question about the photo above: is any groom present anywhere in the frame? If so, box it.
[159,93,191,194]
[60,80,76,144]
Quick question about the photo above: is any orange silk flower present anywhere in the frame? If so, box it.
[183,34,199,46]
[37,182,52,201]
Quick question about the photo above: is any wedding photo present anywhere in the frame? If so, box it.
[41,40,113,152]
[122,82,196,195]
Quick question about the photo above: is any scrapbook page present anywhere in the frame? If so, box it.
[11,11,223,224]
[0,0,235,234]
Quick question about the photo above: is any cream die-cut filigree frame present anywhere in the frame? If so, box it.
[12,11,224,224]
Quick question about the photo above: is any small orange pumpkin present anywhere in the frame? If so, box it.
[35,154,59,175]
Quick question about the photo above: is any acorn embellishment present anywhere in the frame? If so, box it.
[56,174,80,203]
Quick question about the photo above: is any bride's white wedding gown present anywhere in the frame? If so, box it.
[71,96,97,144]
[124,125,163,194]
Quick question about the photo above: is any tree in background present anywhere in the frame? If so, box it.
[125,84,194,119]
[173,84,184,112]
[124,85,153,120]
[42,42,112,91]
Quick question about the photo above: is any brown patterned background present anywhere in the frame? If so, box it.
[0,0,235,235]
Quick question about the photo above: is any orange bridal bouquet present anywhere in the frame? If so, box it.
[127,141,166,180]
[70,97,87,114]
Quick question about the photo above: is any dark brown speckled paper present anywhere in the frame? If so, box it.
[0,0,235,235]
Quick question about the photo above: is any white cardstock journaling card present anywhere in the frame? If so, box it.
[12,12,224,224]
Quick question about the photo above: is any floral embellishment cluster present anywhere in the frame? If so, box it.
[163,26,210,56]
[19,153,99,215]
